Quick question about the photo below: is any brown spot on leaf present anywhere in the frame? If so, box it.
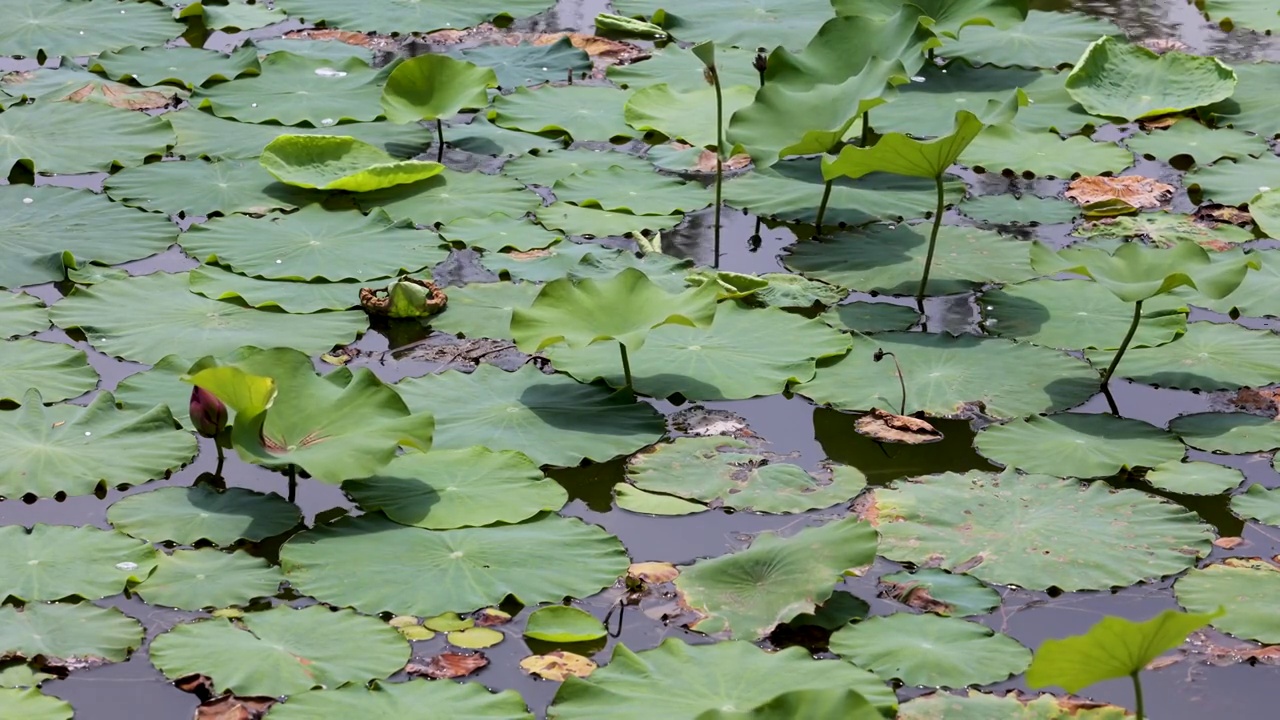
[283,29,397,52]
[1227,387,1280,418]
[519,651,597,681]
[473,608,512,627]
[855,408,944,445]
[195,695,275,720]
[1066,175,1175,209]
[881,581,956,615]
[1195,203,1253,227]
[407,652,488,679]
[853,492,880,525]
[1213,536,1245,549]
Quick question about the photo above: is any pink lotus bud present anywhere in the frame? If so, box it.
[189,386,227,439]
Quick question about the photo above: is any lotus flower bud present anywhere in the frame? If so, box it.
[189,386,227,439]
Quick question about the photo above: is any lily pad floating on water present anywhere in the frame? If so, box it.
[107,484,301,545]
[193,52,391,126]
[150,605,411,698]
[899,690,1133,718]
[548,638,896,718]
[1125,119,1267,165]
[675,518,876,639]
[1230,484,1280,524]
[1175,558,1280,644]
[438,216,562,253]
[960,125,1135,178]
[0,602,143,667]
[624,83,756,151]
[534,203,683,237]
[280,514,628,617]
[260,134,444,191]
[429,282,540,340]
[1184,152,1280,206]
[133,549,283,610]
[1,63,188,110]
[491,85,634,143]
[1065,36,1238,121]
[879,568,1000,617]
[553,168,713,215]
[456,37,593,90]
[268,680,533,720]
[1074,213,1253,249]
[524,606,607,643]
[611,0,836,50]
[1168,412,1280,453]
[939,10,1122,70]
[275,0,554,33]
[502,148,655,186]
[982,279,1188,351]
[0,391,196,498]
[0,0,182,58]
[870,470,1213,591]
[0,293,46,339]
[830,613,1031,688]
[821,302,920,333]
[1195,0,1280,34]
[104,159,318,217]
[1086,321,1280,391]
[1203,61,1280,138]
[358,168,541,226]
[0,524,157,602]
[90,45,260,89]
[0,688,71,720]
[166,107,433,161]
[1142,460,1244,495]
[974,413,1185,478]
[188,265,365,313]
[698,688,882,720]
[343,448,568,530]
[957,195,1081,226]
[0,340,98,405]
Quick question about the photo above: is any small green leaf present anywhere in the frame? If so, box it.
[1030,240,1258,303]
[380,55,497,124]
[260,135,444,192]
[524,606,607,643]
[1026,608,1223,693]
[448,627,504,649]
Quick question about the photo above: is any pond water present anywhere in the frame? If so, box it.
[2,0,1280,718]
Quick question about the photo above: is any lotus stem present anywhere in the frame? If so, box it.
[873,349,907,416]
[619,341,634,393]
[435,118,444,163]
[710,64,725,267]
[1131,672,1145,720]
[287,465,297,503]
[861,109,872,147]
[815,179,834,238]
[1102,300,1144,389]
[915,175,946,310]
[214,444,225,478]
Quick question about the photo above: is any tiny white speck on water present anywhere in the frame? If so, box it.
[911,75,925,82]
[22,197,32,204]
[541,67,548,71]
[251,103,258,107]
[1260,186,1272,193]
[116,562,138,571]
[314,67,348,78]
[320,118,336,126]
[276,259,282,264]
[84,431,91,436]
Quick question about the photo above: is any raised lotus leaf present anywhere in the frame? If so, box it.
[187,347,432,483]
[1064,36,1238,121]
[1031,240,1257,304]
[675,518,877,639]
[871,470,1213,591]
[624,84,755,151]
[608,46,760,92]
[280,514,628,616]
[0,524,157,602]
[260,135,444,191]
[193,52,391,126]
[150,605,411,698]
[830,613,1031,688]
[107,484,301,545]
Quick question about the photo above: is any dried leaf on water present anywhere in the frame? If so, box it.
[195,694,275,720]
[407,652,488,679]
[854,408,943,445]
[519,651,597,681]
[1066,175,1175,209]
[628,561,679,585]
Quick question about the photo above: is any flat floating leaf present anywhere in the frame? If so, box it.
[457,38,592,90]
[0,603,143,665]
[492,86,634,142]
[624,83,755,150]
[188,266,363,313]
[1196,0,1280,33]
[0,0,181,58]
[167,107,433,161]
[821,302,919,333]
[0,391,196,499]
[608,46,761,92]
[1125,120,1267,165]
[0,293,46,339]
[611,0,835,49]
[343,448,567,530]
[1065,37,1237,121]
[940,10,1123,69]
[1,63,187,110]
[0,688,72,720]
[974,413,1185,478]
[104,159,318,217]
[698,688,882,720]
[958,195,1080,225]
[900,690,1134,718]
[268,681,533,719]
[1065,176,1174,210]
[260,135,444,191]
[0,524,157,602]
[439,216,562,253]
[522,651,597,681]
[1168,412,1280,454]
[534,203,683,237]
[133,549,283,610]
[1144,460,1243,495]
[193,52,390,126]
[1176,559,1280,643]
[429,282,540,340]
[0,340,98,405]
[1075,213,1252,250]
[831,614,1031,688]
[503,148,654,186]
[358,168,540,226]
[274,0,554,33]
[879,568,1000,617]
[448,115,564,157]
[0,101,174,175]
[554,168,712,215]
[448,627,504,649]
[1230,484,1280,524]
[982,279,1187,350]
[872,470,1213,591]
[150,605,410,698]
[676,519,877,639]
[1086,321,1280,391]
[1185,153,1280,206]
[280,514,629,617]
[1204,62,1280,138]
[615,484,707,516]
[547,639,897,719]
[524,606,607,643]
[107,485,300,545]
[961,125,1134,178]
[91,46,260,89]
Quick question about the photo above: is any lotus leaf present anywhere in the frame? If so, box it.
[458,38,592,90]
[871,470,1213,590]
[194,53,391,125]
[254,38,376,64]
[429,282,540,340]
[553,168,713,215]
[1085,321,1280,390]
[1074,213,1253,249]
[608,46,760,92]
[1144,460,1243,495]
[748,274,846,308]
[1176,559,1280,643]
[448,115,565,156]
[0,63,187,109]
[260,134,444,191]
[1169,412,1280,453]
[879,568,1000,617]
[940,10,1122,69]
[188,266,362,313]
[696,688,881,720]
[1230,484,1280,524]
[343,448,567,530]
[959,195,1080,225]
[525,606,607,643]
[615,484,707,515]
[187,347,432,483]
[176,0,285,30]
[534,203,683,237]
[0,662,53,688]
[624,437,865,513]
[821,302,920,333]
[484,242,690,283]
[91,46,260,89]
[268,681,534,719]
[1198,0,1280,32]
[150,605,411,698]
[0,340,98,404]
[1065,37,1237,121]
[675,519,876,638]
[1027,609,1221,693]
[280,514,628,616]
[357,169,540,226]
[726,158,963,226]
[900,690,1134,718]
[611,0,835,49]
[104,159,318,217]
[0,602,142,667]
[975,413,1184,478]
[1184,154,1280,206]
[107,485,301,545]
[0,524,157,602]
[0,391,196,498]
[548,639,896,718]
[1126,120,1267,165]
[1030,240,1255,304]
[961,125,1134,177]
[492,86,634,142]
[1251,190,1280,241]
[502,148,654,186]
[0,101,173,175]
[0,0,181,58]
[760,8,938,88]
[0,293,46,338]
[623,83,752,151]
[1204,62,1280,138]
[835,0,1029,38]
[51,272,368,364]
[274,0,553,33]
[167,107,433,160]
[113,350,266,432]
[786,224,1034,297]
[831,614,1031,688]
[381,54,497,126]
[982,279,1187,350]
[0,689,71,720]
[134,549,283,610]
[439,216,561,252]
[546,302,851,400]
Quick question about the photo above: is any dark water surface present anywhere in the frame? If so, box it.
[4,0,1280,718]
